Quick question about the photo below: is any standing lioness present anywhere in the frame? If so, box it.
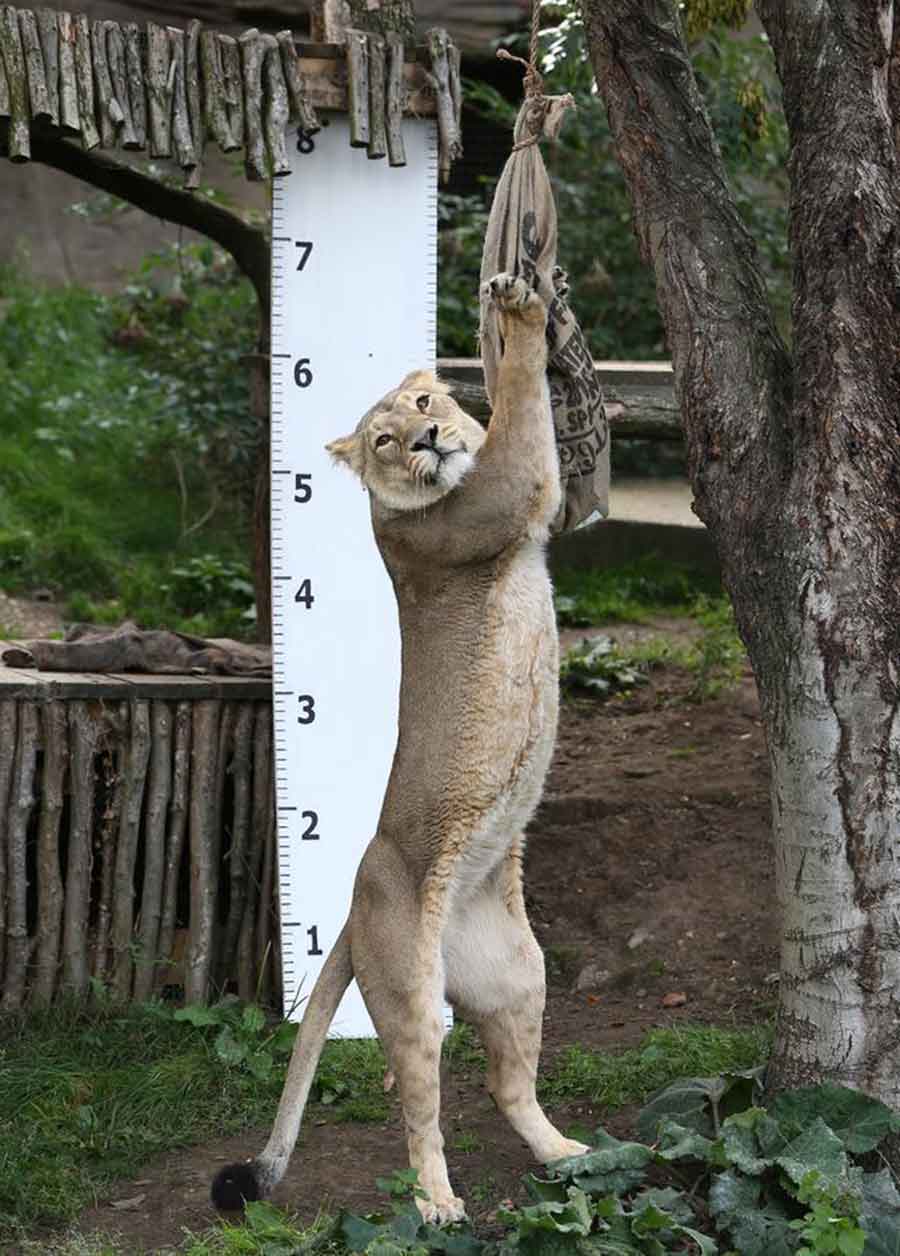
[213,273,588,1223]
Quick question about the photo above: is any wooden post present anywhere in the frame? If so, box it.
[238,704,270,1000]
[56,12,79,133]
[366,34,387,160]
[346,28,369,148]
[185,699,220,1003]
[72,12,99,149]
[157,701,191,991]
[92,712,125,987]
[218,702,254,987]
[146,22,172,158]
[133,701,172,1002]
[261,34,290,176]
[122,22,145,148]
[0,4,32,159]
[31,702,68,1006]
[62,701,101,997]
[2,702,38,1010]
[385,33,406,167]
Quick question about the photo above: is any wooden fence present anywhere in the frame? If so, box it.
[0,666,276,1010]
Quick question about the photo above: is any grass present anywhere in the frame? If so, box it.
[538,1023,772,1110]
[0,249,258,636]
[1,999,770,1246]
[552,557,721,626]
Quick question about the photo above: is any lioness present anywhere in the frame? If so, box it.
[212,273,588,1223]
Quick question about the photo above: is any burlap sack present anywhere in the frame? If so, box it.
[479,96,610,532]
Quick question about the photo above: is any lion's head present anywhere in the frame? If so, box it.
[326,370,487,512]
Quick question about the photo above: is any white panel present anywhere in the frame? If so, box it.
[270,117,438,1036]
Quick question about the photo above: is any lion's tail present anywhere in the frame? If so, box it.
[211,922,354,1209]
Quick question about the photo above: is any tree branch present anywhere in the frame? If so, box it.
[580,0,791,545]
[27,133,270,313]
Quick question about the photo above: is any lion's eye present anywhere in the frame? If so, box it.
[375,433,393,448]
[416,394,430,413]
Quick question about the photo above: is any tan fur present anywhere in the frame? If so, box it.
[240,275,587,1223]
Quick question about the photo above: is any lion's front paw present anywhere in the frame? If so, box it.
[416,1190,468,1226]
[483,272,543,316]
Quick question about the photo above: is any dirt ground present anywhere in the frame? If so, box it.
[7,605,778,1253]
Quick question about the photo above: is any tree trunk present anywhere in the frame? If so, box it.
[580,0,900,1107]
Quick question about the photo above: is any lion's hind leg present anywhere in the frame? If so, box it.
[444,859,589,1165]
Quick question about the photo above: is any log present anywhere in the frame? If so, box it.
[72,12,99,150]
[200,27,238,153]
[0,34,8,116]
[261,33,290,176]
[346,28,369,148]
[218,33,243,148]
[366,33,386,160]
[56,12,79,133]
[35,8,59,125]
[427,28,459,183]
[239,28,264,181]
[276,29,318,135]
[168,26,196,170]
[111,700,152,1001]
[157,700,191,991]
[92,712,125,987]
[0,702,18,987]
[146,21,172,158]
[63,701,101,996]
[17,9,50,124]
[448,40,461,142]
[185,699,220,1003]
[133,701,172,1003]
[218,702,253,987]
[105,21,139,149]
[255,775,276,1005]
[0,5,31,159]
[31,702,68,1007]
[90,18,123,148]
[238,703,270,1001]
[122,22,145,149]
[385,33,405,167]
[2,702,38,1010]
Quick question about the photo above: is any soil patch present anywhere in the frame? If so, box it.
[19,649,777,1254]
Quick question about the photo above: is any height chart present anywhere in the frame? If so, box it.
[270,117,438,1035]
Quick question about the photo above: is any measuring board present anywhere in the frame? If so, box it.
[270,115,439,1037]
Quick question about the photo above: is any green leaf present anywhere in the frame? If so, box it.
[637,1077,726,1141]
[214,1026,248,1066]
[525,1177,571,1205]
[514,1188,594,1238]
[655,1119,719,1164]
[630,1187,694,1225]
[860,1170,900,1256]
[241,1004,266,1035]
[340,1212,383,1251]
[859,1214,900,1256]
[721,1107,785,1174]
[549,1130,652,1198]
[771,1085,900,1155]
[270,1019,299,1054]
[708,1170,761,1227]
[173,1004,221,1027]
[776,1118,848,1189]
[246,1051,274,1082]
[862,1170,900,1215]
[725,1203,795,1256]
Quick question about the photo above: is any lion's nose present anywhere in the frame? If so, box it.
[411,425,439,452]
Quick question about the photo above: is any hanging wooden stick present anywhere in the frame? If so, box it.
[17,9,49,123]
[0,5,31,159]
[238,703,270,1000]
[146,21,172,158]
[200,27,238,153]
[276,30,318,135]
[346,28,370,148]
[366,33,386,160]
[449,41,462,142]
[218,702,253,987]
[133,701,172,1003]
[185,699,220,1004]
[111,700,152,1001]
[0,702,18,988]
[156,701,191,991]
[35,8,59,124]
[239,28,265,181]
[183,19,202,189]
[56,12,79,133]
[167,26,196,171]
[0,37,8,118]
[72,12,99,149]
[2,702,38,1010]
[427,27,460,183]
[122,22,145,148]
[31,701,69,1007]
[92,718,125,987]
[105,21,138,148]
[218,33,242,148]
[90,18,123,147]
[385,32,406,167]
[261,33,290,176]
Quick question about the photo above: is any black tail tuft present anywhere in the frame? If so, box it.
[211,1160,262,1211]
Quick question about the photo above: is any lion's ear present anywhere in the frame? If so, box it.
[325,431,365,477]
